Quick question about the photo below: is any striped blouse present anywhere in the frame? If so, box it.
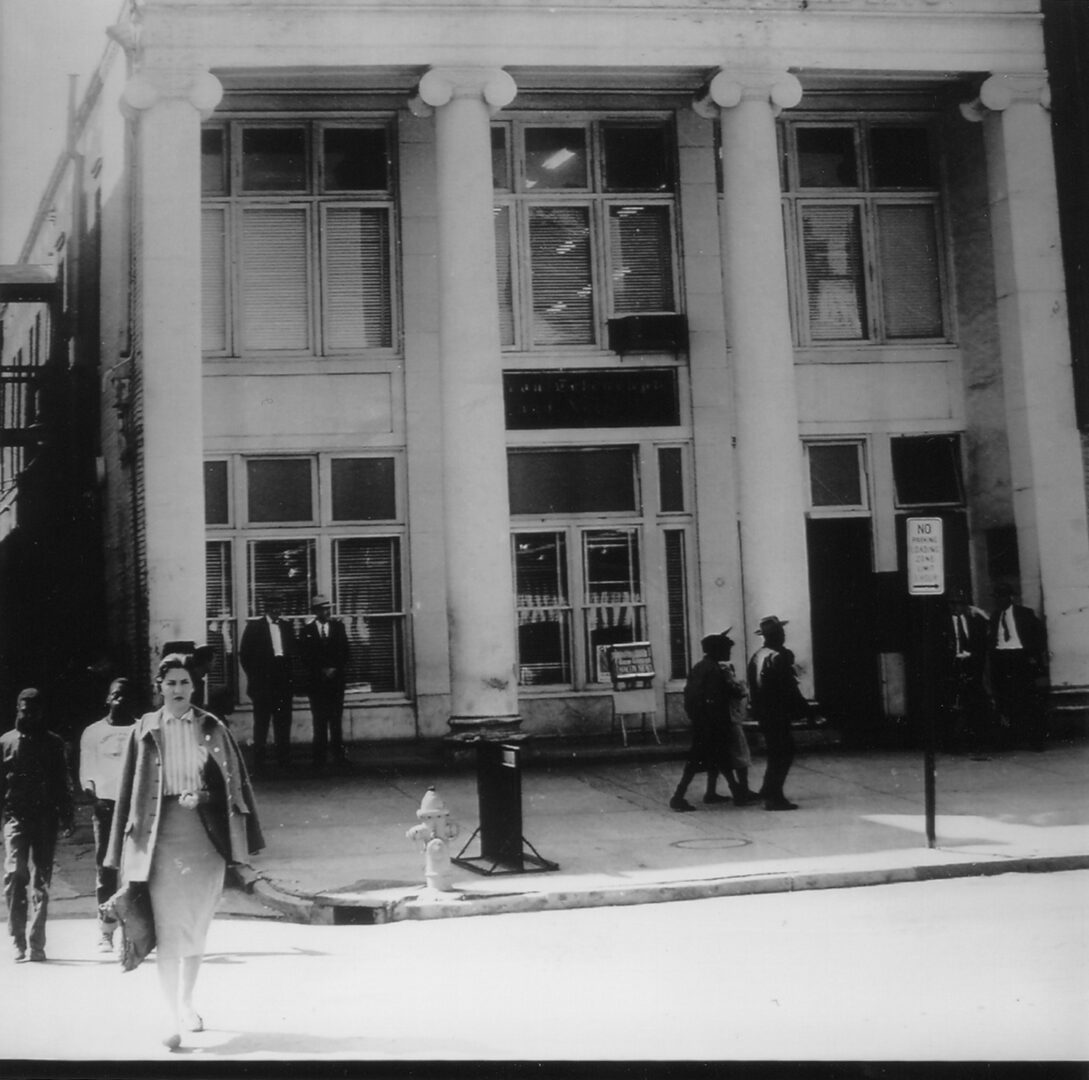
[160,710,206,796]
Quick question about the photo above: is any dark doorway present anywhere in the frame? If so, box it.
[806,517,882,746]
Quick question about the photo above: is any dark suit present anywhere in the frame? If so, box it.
[239,616,296,766]
[942,605,992,752]
[299,618,351,764]
[988,601,1047,749]
[747,646,809,805]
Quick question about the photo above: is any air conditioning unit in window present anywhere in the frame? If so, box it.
[607,314,689,356]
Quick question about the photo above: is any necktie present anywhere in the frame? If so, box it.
[321,622,327,639]
[1002,610,1011,642]
[954,616,963,653]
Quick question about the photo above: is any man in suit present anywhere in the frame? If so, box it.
[299,593,351,769]
[988,584,1048,750]
[747,615,814,811]
[239,596,296,770]
[943,589,993,754]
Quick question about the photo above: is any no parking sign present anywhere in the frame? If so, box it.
[907,517,945,596]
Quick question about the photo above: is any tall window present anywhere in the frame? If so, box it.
[201,120,396,357]
[203,454,407,700]
[779,119,948,345]
[509,446,655,687]
[493,118,680,351]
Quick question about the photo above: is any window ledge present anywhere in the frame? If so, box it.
[795,344,958,365]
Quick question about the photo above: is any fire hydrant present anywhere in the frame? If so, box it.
[406,786,460,892]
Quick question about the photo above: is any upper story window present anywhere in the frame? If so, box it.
[201,119,396,357]
[779,118,949,346]
[492,117,680,351]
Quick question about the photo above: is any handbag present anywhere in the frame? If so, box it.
[99,881,156,972]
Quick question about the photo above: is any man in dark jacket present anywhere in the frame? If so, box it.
[670,631,760,811]
[942,589,993,754]
[239,596,297,770]
[299,593,351,768]
[747,615,812,811]
[988,584,1048,750]
[1,688,73,962]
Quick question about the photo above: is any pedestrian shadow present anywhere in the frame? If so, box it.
[190,1029,479,1057]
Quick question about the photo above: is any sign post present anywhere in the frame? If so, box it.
[907,517,944,848]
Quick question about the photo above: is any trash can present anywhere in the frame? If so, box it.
[452,741,559,876]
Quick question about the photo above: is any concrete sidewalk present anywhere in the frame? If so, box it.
[242,734,1089,923]
[53,735,1089,926]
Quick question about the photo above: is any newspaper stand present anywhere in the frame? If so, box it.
[452,741,559,876]
[607,642,660,747]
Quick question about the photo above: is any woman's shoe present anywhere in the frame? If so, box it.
[182,1009,204,1032]
[161,1032,182,1052]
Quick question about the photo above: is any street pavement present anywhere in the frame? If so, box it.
[50,730,1089,927]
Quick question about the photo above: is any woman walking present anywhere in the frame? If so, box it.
[106,652,263,1050]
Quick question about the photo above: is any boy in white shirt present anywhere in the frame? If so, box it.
[79,677,137,952]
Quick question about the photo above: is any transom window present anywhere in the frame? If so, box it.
[805,441,869,513]
[779,118,949,345]
[891,434,963,507]
[203,454,407,701]
[492,117,680,351]
[201,119,396,357]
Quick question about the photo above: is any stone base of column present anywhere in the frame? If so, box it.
[445,714,523,740]
[442,715,525,764]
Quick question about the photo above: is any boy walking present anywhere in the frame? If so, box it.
[79,677,137,952]
[1,689,73,962]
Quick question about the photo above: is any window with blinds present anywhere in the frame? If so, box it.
[202,119,396,357]
[582,529,645,683]
[333,537,405,693]
[530,205,594,346]
[205,540,237,704]
[664,530,689,679]
[513,532,573,685]
[205,453,408,699]
[781,117,948,346]
[494,117,678,351]
[247,538,317,617]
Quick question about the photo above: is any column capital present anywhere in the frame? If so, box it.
[694,69,803,119]
[121,67,223,121]
[959,72,1050,122]
[414,67,517,116]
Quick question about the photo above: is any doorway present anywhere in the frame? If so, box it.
[806,517,882,746]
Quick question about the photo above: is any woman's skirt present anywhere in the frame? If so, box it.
[148,799,226,959]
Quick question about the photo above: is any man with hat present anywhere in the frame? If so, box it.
[670,629,761,811]
[299,593,351,768]
[1,689,73,962]
[747,615,813,811]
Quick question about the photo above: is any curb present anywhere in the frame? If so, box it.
[239,851,1089,927]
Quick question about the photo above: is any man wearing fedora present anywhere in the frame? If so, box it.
[747,615,813,811]
[299,594,351,768]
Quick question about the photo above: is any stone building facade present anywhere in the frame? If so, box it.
[2,0,1087,748]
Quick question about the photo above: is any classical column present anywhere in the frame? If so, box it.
[122,67,222,675]
[962,73,1089,692]
[416,67,522,735]
[699,69,814,693]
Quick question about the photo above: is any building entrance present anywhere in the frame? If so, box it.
[806,517,882,746]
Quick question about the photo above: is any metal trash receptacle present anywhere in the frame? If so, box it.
[452,741,558,876]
